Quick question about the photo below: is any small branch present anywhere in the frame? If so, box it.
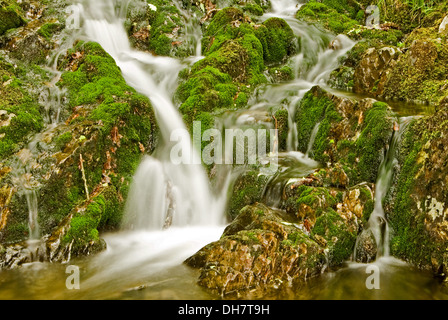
[79,154,89,201]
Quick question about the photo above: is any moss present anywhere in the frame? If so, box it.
[0,61,44,158]
[55,131,73,151]
[254,17,295,65]
[295,86,342,163]
[12,41,157,248]
[0,1,26,36]
[125,0,190,57]
[355,102,394,183]
[385,116,444,268]
[296,0,359,35]
[62,195,106,253]
[311,208,357,265]
[37,22,63,41]
[381,29,448,105]
[227,169,270,220]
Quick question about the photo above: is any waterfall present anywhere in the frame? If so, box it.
[354,116,415,262]
[80,0,226,230]
[305,122,320,158]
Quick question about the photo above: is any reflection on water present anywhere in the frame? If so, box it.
[292,257,448,300]
[327,87,436,117]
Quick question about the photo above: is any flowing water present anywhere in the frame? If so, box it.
[0,0,447,300]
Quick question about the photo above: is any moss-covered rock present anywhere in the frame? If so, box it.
[296,0,359,35]
[185,203,327,297]
[0,59,44,159]
[226,167,270,221]
[385,107,448,276]
[295,86,397,186]
[0,41,158,263]
[0,0,26,36]
[175,6,297,142]
[125,0,198,58]
[381,27,448,105]
[254,17,295,65]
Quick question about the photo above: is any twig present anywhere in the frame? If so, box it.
[79,154,89,201]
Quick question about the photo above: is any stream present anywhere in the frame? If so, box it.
[0,0,447,300]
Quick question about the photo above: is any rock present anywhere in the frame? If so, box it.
[381,28,448,105]
[386,107,448,277]
[185,203,327,296]
[439,15,448,35]
[0,41,158,267]
[353,46,401,96]
[295,86,397,186]
[0,1,26,36]
[354,228,377,263]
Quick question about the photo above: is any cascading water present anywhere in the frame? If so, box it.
[49,0,229,293]
[354,116,415,262]
[79,0,226,230]
[0,0,447,301]
[251,3,355,208]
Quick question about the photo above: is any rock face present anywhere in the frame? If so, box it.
[295,86,397,186]
[353,46,401,96]
[0,36,158,267]
[385,107,448,276]
[187,84,402,295]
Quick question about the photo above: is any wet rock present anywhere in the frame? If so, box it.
[226,169,270,221]
[381,28,448,105]
[185,203,327,296]
[354,228,377,263]
[385,107,448,277]
[353,46,401,96]
[295,86,396,186]
[0,41,158,267]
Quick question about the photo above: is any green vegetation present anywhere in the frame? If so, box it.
[0,0,26,35]
[0,60,44,158]
[295,86,342,164]
[296,0,359,35]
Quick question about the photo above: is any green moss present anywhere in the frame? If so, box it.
[296,0,359,35]
[62,195,105,252]
[227,169,270,220]
[55,131,73,151]
[295,86,342,163]
[283,185,337,220]
[355,102,394,183]
[254,17,295,65]
[273,108,289,152]
[312,208,357,265]
[38,22,63,41]
[386,118,437,266]
[0,61,44,158]
[0,1,26,36]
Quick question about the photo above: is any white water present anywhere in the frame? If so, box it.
[65,0,228,287]
[354,117,415,261]
[80,0,226,230]
[305,122,320,158]
[249,11,355,152]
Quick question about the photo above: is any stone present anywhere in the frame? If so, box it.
[439,15,448,35]
[354,228,377,263]
[353,46,401,96]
